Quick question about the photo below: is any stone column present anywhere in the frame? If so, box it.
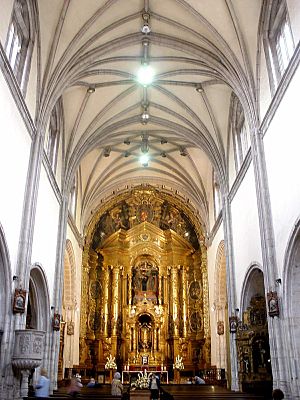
[250,129,290,394]
[222,198,239,391]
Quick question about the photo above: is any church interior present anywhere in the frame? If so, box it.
[0,0,300,399]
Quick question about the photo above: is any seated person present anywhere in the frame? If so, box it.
[194,375,205,384]
[87,377,96,387]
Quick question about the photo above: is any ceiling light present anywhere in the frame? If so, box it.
[141,24,151,34]
[180,147,188,156]
[137,64,155,86]
[196,84,204,93]
[124,138,131,145]
[140,153,149,167]
[141,111,150,124]
[141,134,149,153]
[161,152,167,158]
[87,86,95,93]
[161,138,168,144]
[124,151,130,157]
[104,147,111,157]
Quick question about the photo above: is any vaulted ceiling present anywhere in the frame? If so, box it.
[37,0,261,231]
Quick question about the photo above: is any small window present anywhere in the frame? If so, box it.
[6,0,33,92]
[264,1,294,92]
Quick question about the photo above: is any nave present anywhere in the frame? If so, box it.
[27,383,268,400]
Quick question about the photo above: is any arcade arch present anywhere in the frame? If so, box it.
[283,219,300,397]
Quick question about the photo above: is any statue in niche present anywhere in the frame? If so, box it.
[139,322,152,351]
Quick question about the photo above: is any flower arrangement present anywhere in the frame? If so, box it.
[173,355,184,370]
[131,369,150,390]
[105,354,117,370]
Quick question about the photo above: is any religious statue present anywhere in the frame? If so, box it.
[139,322,152,351]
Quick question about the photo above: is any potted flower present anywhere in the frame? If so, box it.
[173,355,184,384]
[130,369,151,399]
[104,354,117,382]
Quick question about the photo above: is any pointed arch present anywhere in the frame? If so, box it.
[240,263,265,314]
[282,216,300,396]
[0,223,12,373]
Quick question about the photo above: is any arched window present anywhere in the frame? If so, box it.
[231,94,250,172]
[45,100,62,173]
[5,0,34,93]
[263,1,294,93]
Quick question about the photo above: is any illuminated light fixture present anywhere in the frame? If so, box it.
[141,23,151,34]
[184,231,189,237]
[196,84,204,93]
[87,86,95,93]
[141,111,150,124]
[141,134,149,153]
[140,153,149,167]
[137,64,155,86]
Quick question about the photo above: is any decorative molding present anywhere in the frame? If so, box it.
[42,152,62,205]
[208,211,223,246]
[228,149,252,203]
[260,40,300,136]
[0,43,36,139]
[68,212,83,247]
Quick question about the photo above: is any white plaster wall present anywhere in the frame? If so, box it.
[31,167,60,306]
[287,0,300,45]
[230,164,262,308]
[0,1,13,46]
[207,224,224,368]
[66,226,82,366]
[264,64,300,280]
[0,74,31,272]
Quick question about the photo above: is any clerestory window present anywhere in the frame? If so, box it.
[6,0,33,93]
[264,1,294,93]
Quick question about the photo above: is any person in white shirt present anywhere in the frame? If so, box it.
[35,368,50,398]
[149,374,160,400]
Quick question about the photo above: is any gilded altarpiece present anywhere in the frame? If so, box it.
[79,186,210,373]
